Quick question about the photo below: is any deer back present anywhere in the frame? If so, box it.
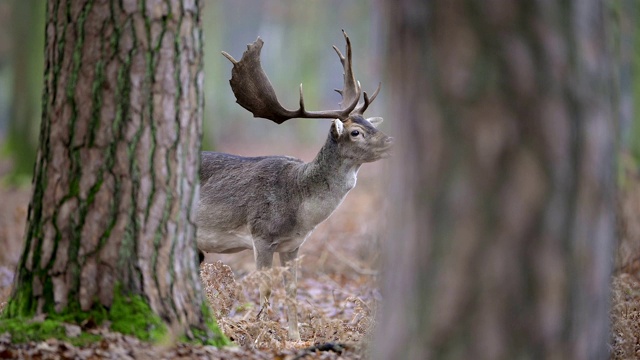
[198,152,309,238]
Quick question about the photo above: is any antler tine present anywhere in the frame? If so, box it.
[354,82,382,115]
[221,51,238,64]
[223,37,357,124]
[332,30,381,116]
[299,83,305,111]
[333,30,361,112]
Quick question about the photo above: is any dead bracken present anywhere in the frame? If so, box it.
[200,260,378,354]
[0,159,384,359]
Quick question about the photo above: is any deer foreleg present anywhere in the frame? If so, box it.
[280,248,300,341]
[254,243,274,318]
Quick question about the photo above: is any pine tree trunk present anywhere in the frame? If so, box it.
[5,0,223,343]
[376,1,615,359]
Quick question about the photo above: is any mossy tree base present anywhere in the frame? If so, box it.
[5,0,227,346]
[2,285,228,347]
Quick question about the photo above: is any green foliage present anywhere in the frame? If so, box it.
[0,142,34,187]
[4,0,46,183]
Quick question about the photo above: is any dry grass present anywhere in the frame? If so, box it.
[610,165,640,360]
[611,273,640,359]
[0,152,385,358]
[200,260,378,354]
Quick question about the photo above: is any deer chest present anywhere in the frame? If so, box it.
[297,192,349,232]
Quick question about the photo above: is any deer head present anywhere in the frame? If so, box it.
[329,115,392,164]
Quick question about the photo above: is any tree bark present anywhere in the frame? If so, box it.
[5,0,223,343]
[376,1,615,359]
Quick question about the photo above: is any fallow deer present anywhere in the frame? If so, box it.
[197,31,392,341]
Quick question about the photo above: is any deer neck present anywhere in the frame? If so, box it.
[301,134,360,194]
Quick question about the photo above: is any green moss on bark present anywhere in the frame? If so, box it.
[2,284,34,319]
[2,285,228,346]
[184,303,231,347]
[108,287,167,342]
[0,318,101,346]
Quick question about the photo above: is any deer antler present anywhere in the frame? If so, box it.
[333,30,381,115]
[222,38,361,124]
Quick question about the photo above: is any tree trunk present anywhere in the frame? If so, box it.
[376,1,615,359]
[613,0,640,273]
[4,0,224,344]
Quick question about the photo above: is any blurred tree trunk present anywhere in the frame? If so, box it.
[6,0,45,181]
[630,0,640,160]
[5,0,225,344]
[613,0,635,151]
[613,0,640,273]
[377,1,615,359]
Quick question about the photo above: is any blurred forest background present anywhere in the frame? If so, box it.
[1,0,640,358]
[0,0,384,182]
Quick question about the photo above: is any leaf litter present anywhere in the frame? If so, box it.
[0,157,386,359]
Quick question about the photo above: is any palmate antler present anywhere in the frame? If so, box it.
[222,30,380,124]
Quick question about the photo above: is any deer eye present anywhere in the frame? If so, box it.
[350,130,360,137]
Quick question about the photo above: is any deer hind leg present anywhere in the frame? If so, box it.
[254,243,274,318]
[280,248,300,341]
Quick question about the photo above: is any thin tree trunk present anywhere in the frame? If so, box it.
[376,1,615,359]
[5,0,223,343]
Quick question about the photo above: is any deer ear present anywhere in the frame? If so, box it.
[331,119,344,139]
[367,117,383,128]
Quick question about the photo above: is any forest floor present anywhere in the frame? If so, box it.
[610,159,640,360]
[0,141,386,359]
[3,144,640,359]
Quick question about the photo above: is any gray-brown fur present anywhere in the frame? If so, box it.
[197,115,392,340]
[198,115,391,254]
[199,32,390,341]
